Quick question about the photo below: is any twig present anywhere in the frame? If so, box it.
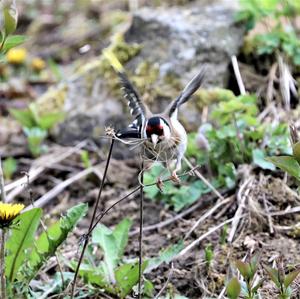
[184,197,232,240]
[24,167,95,211]
[228,177,253,243]
[217,286,226,299]
[0,160,6,203]
[154,262,174,299]
[138,159,144,299]
[262,193,274,234]
[89,168,196,237]
[183,157,224,200]
[89,187,141,236]
[270,206,300,216]
[129,188,234,237]
[231,55,246,95]
[266,63,278,104]
[70,138,115,298]
[175,217,242,260]
[5,141,87,201]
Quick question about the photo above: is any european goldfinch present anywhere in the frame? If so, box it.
[105,50,205,181]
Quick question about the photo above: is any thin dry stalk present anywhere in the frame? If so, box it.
[176,217,241,259]
[183,157,224,200]
[5,141,87,201]
[231,55,246,95]
[70,138,115,299]
[138,159,144,299]
[184,197,232,240]
[228,176,254,243]
[262,193,274,234]
[24,167,95,211]
[266,63,278,104]
[154,262,174,299]
[129,189,233,237]
[88,169,195,238]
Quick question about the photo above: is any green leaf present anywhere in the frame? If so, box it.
[146,241,184,273]
[226,277,241,299]
[2,35,26,52]
[143,278,154,298]
[267,156,300,181]
[3,1,18,36]
[5,208,42,282]
[236,260,251,279]
[115,261,148,298]
[284,268,300,288]
[28,103,64,130]
[252,149,275,170]
[9,108,35,128]
[2,157,17,180]
[37,112,65,130]
[24,127,47,157]
[249,253,260,278]
[112,218,133,260]
[264,265,281,288]
[22,203,87,282]
[92,224,119,283]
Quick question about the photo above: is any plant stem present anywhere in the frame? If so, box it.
[0,159,6,203]
[0,230,6,299]
[70,138,115,298]
[138,160,144,299]
[0,159,6,298]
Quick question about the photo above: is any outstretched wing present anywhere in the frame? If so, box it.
[166,66,206,118]
[103,49,149,138]
[117,71,147,132]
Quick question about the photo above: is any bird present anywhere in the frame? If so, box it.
[104,50,205,182]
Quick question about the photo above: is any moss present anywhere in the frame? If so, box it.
[34,33,142,114]
[194,88,236,110]
[35,84,68,116]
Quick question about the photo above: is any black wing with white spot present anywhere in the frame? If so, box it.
[116,72,147,139]
[118,72,146,130]
[168,66,206,117]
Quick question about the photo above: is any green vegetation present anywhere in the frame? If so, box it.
[10,103,64,156]
[0,1,26,60]
[73,218,183,298]
[2,158,17,181]
[4,203,87,298]
[237,0,300,66]
[227,255,300,299]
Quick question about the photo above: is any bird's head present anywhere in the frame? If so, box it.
[145,116,171,147]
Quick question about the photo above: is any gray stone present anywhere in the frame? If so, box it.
[125,2,245,87]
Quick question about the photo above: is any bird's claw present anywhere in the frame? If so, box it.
[170,172,181,184]
[156,177,164,193]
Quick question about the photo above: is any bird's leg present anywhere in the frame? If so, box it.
[170,170,180,183]
[169,159,181,184]
[156,176,164,193]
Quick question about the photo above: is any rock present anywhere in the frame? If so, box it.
[122,2,245,131]
[125,2,245,88]
[43,1,246,149]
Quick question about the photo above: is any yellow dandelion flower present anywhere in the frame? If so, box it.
[31,57,46,71]
[6,48,27,65]
[0,203,24,228]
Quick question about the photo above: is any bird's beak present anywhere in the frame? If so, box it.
[151,134,158,148]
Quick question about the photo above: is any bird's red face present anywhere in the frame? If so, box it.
[145,117,170,146]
